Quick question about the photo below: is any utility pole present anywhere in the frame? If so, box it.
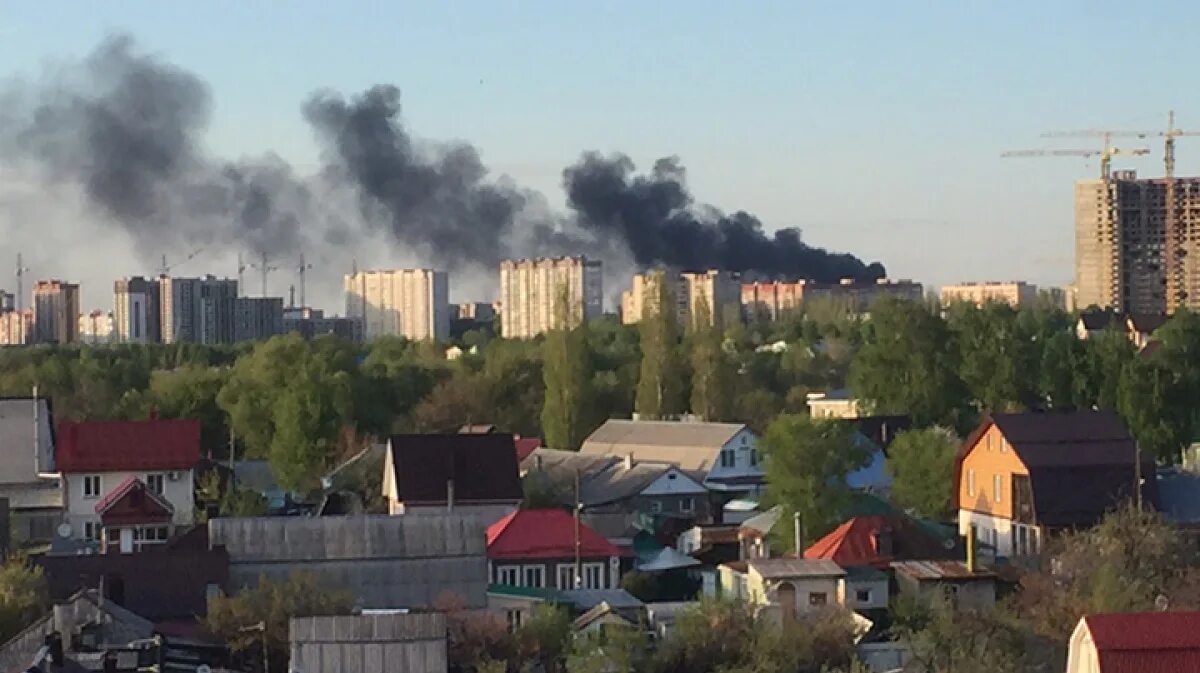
[574,468,582,589]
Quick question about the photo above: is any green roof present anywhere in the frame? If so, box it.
[486,584,568,602]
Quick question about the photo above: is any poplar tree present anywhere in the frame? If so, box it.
[689,295,732,421]
[541,287,596,450]
[635,272,684,419]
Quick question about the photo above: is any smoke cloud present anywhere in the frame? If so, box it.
[0,34,885,305]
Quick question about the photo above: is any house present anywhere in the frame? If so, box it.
[804,515,957,569]
[580,419,764,496]
[0,396,62,544]
[843,566,888,611]
[487,509,625,591]
[1076,310,1168,349]
[561,589,645,635]
[891,560,996,610]
[56,419,200,549]
[486,584,571,631]
[718,558,846,620]
[841,415,912,492]
[954,411,1157,559]
[290,613,447,673]
[807,389,861,419]
[210,514,490,609]
[383,433,522,520]
[1066,611,1200,673]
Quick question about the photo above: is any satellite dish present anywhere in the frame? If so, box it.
[56,523,71,539]
[197,665,212,673]
[942,538,955,550]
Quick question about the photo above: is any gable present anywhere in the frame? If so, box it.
[957,423,1029,517]
[389,434,522,505]
[639,468,708,496]
[96,477,174,525]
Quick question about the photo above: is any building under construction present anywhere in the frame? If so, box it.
[1074,172,1200,314]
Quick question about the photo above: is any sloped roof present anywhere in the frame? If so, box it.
[1127,313,1169,334]
[804,515,954,568]
[1079,310,1123,331]
[514,437,541,462]
[95,476,174,519]
[1082,612,1200,673]
[580,419,749,470]
[523,448,705,507]
[56,420,200,473]
[846,415,912,452]
[487,509,622,560]
[389,433,521,506]
[891,560,995,581]
[747,558,845,580]
[0,397,54,484]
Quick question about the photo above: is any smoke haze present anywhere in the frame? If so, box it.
[0,34,886,310]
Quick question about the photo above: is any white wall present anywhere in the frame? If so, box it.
[705,428,765,483]
[641,468,708,496]
[845,577,889,610]
[63,469,194,538]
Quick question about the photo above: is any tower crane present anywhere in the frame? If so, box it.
[248,252,277,298]
[14,253,29,313]
[1000,145,1150,179]
[158,248,204,276]
[296,253,313,309]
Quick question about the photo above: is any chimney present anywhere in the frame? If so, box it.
[872,526,894,558]
[793,511,803,557]
[624,453,633,470]
[53,603,74,654]
[446,479,455,512]
[966,524,977,573]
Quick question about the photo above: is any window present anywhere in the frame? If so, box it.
[986,435,993,451]
[749,448,758,466]
[993,474,1002,503]
[557,564,576,590]
[679,497,695,514]
[83,475,101,499]
[497,566,520,586]
[506,609,523,631]
[650,500,663,514]
[808,592,827,606]
[720,450,734,468]
[855,589,872,604]
[523,565,545,588]
[83,521,97,541]
[1001,437,1008,453]
[583,563,605,590]
[145,473,165,495]
[967,470,976,497]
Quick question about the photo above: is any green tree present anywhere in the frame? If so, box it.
[635,272,685,419]
[514,605,572,673]
[886,427,960,520]
[1119,356,1193,463]
[1083,329,1136,412]
[891,596,1037,673]
[0,556,47,643]
[205,573,355,673]
[541,291,597,450]
[849,297,967,428]
[689,296,732,422]
[268,360,353,492]
[947,302,1034,412]
[759,415,871,549]
[568,623,648,673]
[1039,331,1090,410]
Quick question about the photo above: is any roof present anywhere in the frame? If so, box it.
[487,509,622,560]
[56,420,200,473]
[514,437,541,462]
[804,515,955,568]
[573,602,638,631]
[1156,469,1200,524]
[1127,313,1169,334]
[843,565,888,582]
[891,560,995,581]
[580,419,749,471]
[523,448,705,507]
[1080,310,1122,331]
[846,415,912,452]
[739,505,782,537]
[388,433,522,506]
[746,558,845,580]
[1081,612,1200,673]
[486,584,567,602]
[0,397,54,484]
[232,460,281,494]
[560,589,644,612]
[94,476,174,523]
[637,546,701,572]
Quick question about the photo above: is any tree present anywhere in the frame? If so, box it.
[568,622,648,673]
[947,302,1035,413]
[1083,329,1135,412]
[849,297,968,429]
[886,427,960,520]
[0,556,47,644]
[1119,356,1193,463]
[689,296,732,422]
[1038,331,1089,410]
[436,593,514,673]
[514,605,572,673]
[636,272,685,419]
[759,415,871,550]
[542,289,597,450]
[891,596,1038,673]
[205,573,355,673]
[268,359,353,492]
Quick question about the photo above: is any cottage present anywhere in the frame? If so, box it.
[804,515,957,569]
[487,509,625,591]
[56,419,200,550]
[890,560,996,610]
[1066,611,1200,673]
[382,433,522,520]
[719,558,846,619]
[580,419,764,495]
[954,411,1156,559]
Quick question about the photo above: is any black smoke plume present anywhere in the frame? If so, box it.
[1,34,886,284]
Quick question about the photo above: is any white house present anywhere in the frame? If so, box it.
[580,419,764,495]
[56,419,200,551]
[718,558,846,620]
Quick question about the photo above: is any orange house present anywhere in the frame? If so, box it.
[954,411,1155,559]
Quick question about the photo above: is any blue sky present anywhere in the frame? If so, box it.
[3,1,1200,293]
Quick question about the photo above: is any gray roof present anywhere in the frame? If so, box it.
[747,558,845,580]
[524,448,706,507]
[232,460,281,494]
[580,419,749,471]
[890,560,995,580]
[0,398,54,484]
[560,589,644,612]
[739,505,783,536]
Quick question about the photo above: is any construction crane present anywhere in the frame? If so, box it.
[158,248,204,276]
[296,253,313,309]
[14,253,29,313]
[248,252,277,298]
[1001,145,1150,179]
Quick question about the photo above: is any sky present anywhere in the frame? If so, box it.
[3,1,1200,310]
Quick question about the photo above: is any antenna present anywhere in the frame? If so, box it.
[297,253,313,309]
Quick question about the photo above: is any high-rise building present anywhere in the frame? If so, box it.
[0,291,12,313]
[1074,172,1200,314]
[620,269,739,327]
[939,281,1039,309]
[0,310,32,346]
[741,278,923,319]
[159,275,239,344]
[283,307,364,343]
[113,276,161,343]
[32,280,80,344]
[344,269,450,342]
[78,311,114,345]
[233,297,284,342]
[499,256,603,339]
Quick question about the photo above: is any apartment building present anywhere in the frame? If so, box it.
[620,269,739,327]
[32,280,80,345]
[113,276,161,343]
[742,278,923,318]
[283,307,364,342]
[940,281,1039,309]
[78,311,114,345]
[0,310,31,346]
[233,297,284,342]
[344,269,449,342]
[159,276,239,344]
[1075,172,1200,314]
[499,257,602,339]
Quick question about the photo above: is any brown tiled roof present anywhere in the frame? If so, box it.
[389,434,522,506]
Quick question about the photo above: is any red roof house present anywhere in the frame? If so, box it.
[1068,612,1200,673]
[804,515,956,569]
[56,420,201,473]
[95,476,174,526]
[487,509,626,590]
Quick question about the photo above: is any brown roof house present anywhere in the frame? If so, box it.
[954,411,1157,560]
[383,433,522,522]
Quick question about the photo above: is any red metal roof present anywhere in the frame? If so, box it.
[56,420,200,473]
[487,509,623,560]
[95,476,174,525]
[1084,612,1200,673]
[514,437,542,462]
[804,515,953,568]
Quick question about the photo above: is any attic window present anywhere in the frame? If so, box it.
[1001,438,1008,453]
[986,435,993,451]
